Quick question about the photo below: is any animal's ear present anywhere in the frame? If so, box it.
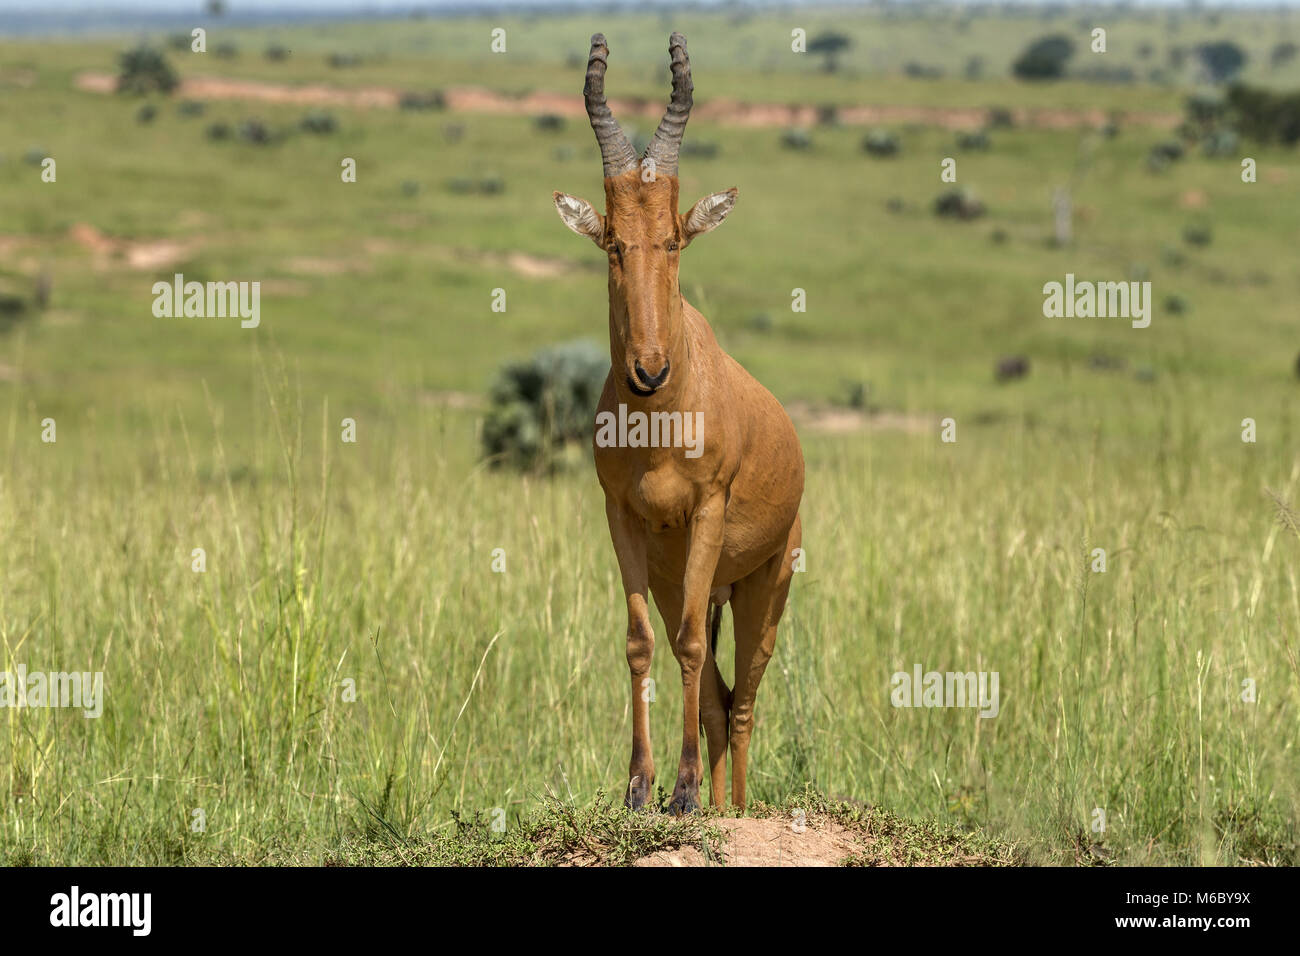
[553,191,605,246]
[682,187,738,244]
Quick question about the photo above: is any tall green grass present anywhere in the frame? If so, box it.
[1,10,1298,864]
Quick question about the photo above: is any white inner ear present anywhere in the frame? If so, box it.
[554,193,603,242]
[685,190,737,238]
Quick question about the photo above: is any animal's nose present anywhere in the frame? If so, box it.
[634,359,670,390]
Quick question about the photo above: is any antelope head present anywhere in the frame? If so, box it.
[554,33,737,398]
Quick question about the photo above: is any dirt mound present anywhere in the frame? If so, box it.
[635,815,862,867]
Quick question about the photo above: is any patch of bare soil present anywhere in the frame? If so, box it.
[74,71,1179,131]
[67,222,195,271]
[0,68,37,88]
[635,816,862,867]
[418,244,586,279]
[787,401,933,435]
[420,390,481,410]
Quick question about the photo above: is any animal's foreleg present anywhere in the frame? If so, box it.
[606,500,656,810]
[666,492,726,816]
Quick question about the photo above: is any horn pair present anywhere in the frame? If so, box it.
[585,32,693,180]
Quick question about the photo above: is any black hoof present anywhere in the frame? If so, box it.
[625,774,653,811]
[665,787,700,817]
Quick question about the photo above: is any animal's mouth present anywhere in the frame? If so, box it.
[628,358,671,396]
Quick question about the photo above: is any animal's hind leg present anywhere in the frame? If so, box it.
[727,513,800,809]
[701,597,732,809]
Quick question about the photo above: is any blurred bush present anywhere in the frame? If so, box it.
[955,129,991,151]
[780,128,812,150]
[1013,35,1074,81]
[400,90,446,111]
[1225,83,1300,146]
[482,340,609,472]
[116,46,179,96]
[1196,41,1247,84]
[681,140,719,159]
[986,106,1015,129]
[300,111,337,134]
[934,188,985,220]
[862,129,900,157]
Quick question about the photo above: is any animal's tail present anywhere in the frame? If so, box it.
[708,601,723,658]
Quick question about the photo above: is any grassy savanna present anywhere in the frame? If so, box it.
[1,6,1298,865]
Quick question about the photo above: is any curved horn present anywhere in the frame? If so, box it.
[643,32,693,179]
[584,33,638,179]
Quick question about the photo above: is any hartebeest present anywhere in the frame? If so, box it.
[553,33,805,813]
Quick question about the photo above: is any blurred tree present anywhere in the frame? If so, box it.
[1013,35,1074,81]
[807,32,851,73]
[1196,41,1247,84]
[1270,42,1297,69]
[116,46,179,96]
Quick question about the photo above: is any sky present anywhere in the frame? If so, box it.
[2,0,1297,35]
[9,0,1300,10]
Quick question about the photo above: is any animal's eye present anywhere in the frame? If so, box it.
[666,241,679,252]
[609,242,622,262]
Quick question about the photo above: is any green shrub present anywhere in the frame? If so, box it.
[238,119,272,145]
[986,107,1015,129]
[862,129,900,157]
[399,90,446,111]
[1225,83,1300,146]
[780,128,812,150]
[1013,35,1074,81]
[116,46,179,96]
[682,140,719,159]
[300,111,337,134]
[482,341,609,472]
[1196,41,1247,84]
[934,188,985,220]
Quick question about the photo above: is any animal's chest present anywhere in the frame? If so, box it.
[629,466,696,531]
